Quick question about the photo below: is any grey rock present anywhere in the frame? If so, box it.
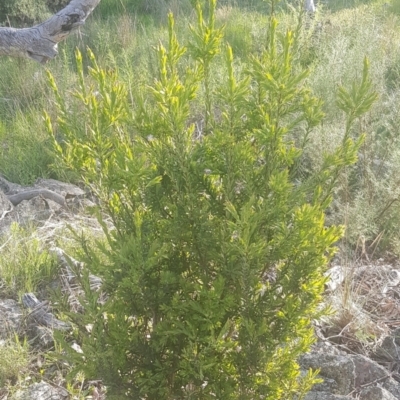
[299,350,400,399]
[14,381,68,400]
[22,293,71,331]
[0,190,12,212]
[300,353,355,395]
[304,391,350,400]
[352,354,388,387]
[0,177,98,238]
[392,327,400,346]
[0,191,15,234]
[14,197,54,222]
[0,176,10,193]
[359,386,397,400]
[0,175,22,194]
[382,378,400,399]
[0,299,23,339]
[350,354,400,399]
[35,178,85,197]
[35,178,96,210]
[309,376,338,393]
[310,340,347,356]
[374,336,400,361]
[28,325,54,349]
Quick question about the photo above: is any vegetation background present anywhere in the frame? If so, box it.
[2,0,400,256]
[0,0,400,398]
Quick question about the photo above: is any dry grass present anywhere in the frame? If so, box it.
[321,258,400,358]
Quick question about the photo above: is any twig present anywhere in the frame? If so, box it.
[0,205,13,220]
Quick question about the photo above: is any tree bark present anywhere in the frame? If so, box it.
[0,0,100,64]
[305,0,316,13]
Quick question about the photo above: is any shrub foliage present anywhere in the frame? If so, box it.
[45,1,376,398]
[0,0,69,25]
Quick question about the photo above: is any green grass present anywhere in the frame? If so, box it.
[95,0,194,21]
[298,2,400,254]
[0,223,57,298]
[0,337,29,388]
[0,108,55,184]
[323,0,380,12]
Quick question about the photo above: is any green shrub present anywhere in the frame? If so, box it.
[46,0,70,13]
[0,0,47,25]
[46,1,376,398]
[0,0,69,26]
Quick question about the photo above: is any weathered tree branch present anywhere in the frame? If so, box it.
[0,0,101,64]
[305,0,316,12]
[7,189,66,207]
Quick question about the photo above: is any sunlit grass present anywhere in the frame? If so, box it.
[0,223,57,298]
[0,337,29,388]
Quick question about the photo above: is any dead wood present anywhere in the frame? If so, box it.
[7,189,66,207]
[0,0,101,63]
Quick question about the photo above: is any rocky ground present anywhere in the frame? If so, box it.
[1,176,400,399]
[0,177,104,399]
